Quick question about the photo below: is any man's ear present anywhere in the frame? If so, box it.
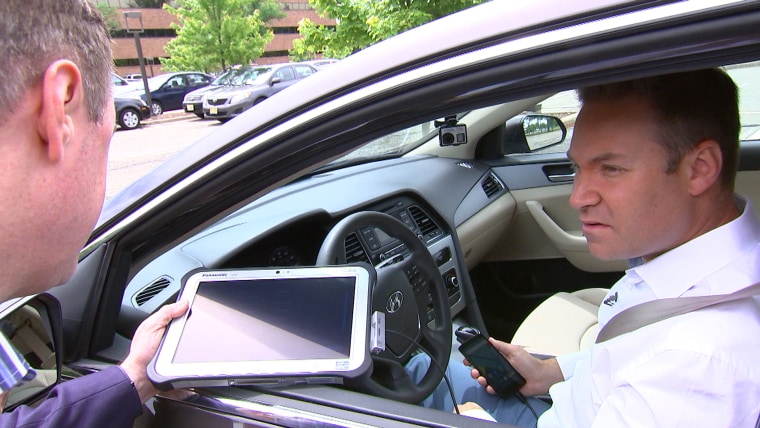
[686,139,723,196]
[37,60,84,164]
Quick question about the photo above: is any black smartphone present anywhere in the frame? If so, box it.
[458,334,526,397]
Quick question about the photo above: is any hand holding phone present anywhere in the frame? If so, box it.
[456,327,526,397]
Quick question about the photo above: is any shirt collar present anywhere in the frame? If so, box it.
[629,196,760,299]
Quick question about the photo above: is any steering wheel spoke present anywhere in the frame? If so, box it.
[316,211,452,403]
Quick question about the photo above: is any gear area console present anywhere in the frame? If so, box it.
[345,195,466,321]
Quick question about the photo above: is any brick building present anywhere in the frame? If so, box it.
[110,0,335,77]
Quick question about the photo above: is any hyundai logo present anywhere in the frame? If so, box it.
[386,291,404,313]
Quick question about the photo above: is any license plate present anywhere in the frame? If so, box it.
[210,107,218,115]
[186,104,194,111]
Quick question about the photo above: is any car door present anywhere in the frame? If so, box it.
[270,66,299,95]
[157,75,189,111]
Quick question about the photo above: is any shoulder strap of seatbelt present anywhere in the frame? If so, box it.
[596,281,760,343]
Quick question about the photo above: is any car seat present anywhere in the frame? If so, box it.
[510,288,608,356]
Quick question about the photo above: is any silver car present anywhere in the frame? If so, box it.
[202,63,317,122]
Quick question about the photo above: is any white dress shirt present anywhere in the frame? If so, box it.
[539,197,760,427]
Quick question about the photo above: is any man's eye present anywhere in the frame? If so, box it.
[601,165,624,174]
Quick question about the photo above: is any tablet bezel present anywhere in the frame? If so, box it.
[149,265,373,389]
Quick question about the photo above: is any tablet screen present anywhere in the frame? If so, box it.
[172,276,356,363]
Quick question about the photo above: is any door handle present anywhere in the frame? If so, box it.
[547,172,575,182]
[543,163,575,183]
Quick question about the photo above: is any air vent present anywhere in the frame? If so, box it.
[409,206,441,241]
[481,172,504,198]
[456,161,474,169]
[345,233,371,264]
[133,276,172,306]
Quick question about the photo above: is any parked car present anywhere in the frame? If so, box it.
[300,58,339,70]
[182,67,243,119]
[128,71,214,116]
[113,95,150,130]
[123,73,143,82]
[202,63,317,122]
[4,1,760,426]
[111,72,139,96]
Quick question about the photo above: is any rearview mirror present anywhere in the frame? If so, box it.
[503,113,566,154]
[0,294,62,412]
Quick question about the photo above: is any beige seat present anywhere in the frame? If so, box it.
[510,288,608,356]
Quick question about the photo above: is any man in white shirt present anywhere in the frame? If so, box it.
[411,67,760,426]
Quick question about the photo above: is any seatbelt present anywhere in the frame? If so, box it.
[596,281,760,343]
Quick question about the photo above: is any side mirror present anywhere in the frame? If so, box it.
[503,113,566,154]
[270,77,282,86]
[0,294,62,412]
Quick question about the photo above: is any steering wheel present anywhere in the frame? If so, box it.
[317,211,452,403]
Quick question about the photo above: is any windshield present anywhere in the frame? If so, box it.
[212,68,242,86]
[145,75,172,92]
[322,119,440,170]
[232,67,272,86]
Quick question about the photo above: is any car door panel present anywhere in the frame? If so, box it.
[456,192,516,269]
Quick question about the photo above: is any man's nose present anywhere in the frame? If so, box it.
[569,171,598,210]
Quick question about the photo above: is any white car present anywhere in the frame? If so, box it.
[123,73,144,82]
[111,72,140,96]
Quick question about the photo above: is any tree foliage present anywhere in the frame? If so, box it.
[96,3,121,35]
[162,0,284,73]
[290,0,486,60]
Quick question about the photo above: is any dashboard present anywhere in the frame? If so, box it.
[118,154,513,336]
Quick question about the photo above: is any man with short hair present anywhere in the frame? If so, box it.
[413,68,760,426]
[0,1,186,426]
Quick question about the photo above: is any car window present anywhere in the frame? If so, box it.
[294,65,315,79]
[233,67,271,85]
[212,69,239,86]
[165,75,186,89]
[323,119,440,170]
[188,73,210,86]
[275,67,296,82]
[112,73,129,87]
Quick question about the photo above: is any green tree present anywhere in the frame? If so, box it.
[162,0,283,73]
[96,3,121,35]
[290,0,485,60]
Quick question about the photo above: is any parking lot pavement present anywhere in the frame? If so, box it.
[108,113,218,199]
[144,110,195,125]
